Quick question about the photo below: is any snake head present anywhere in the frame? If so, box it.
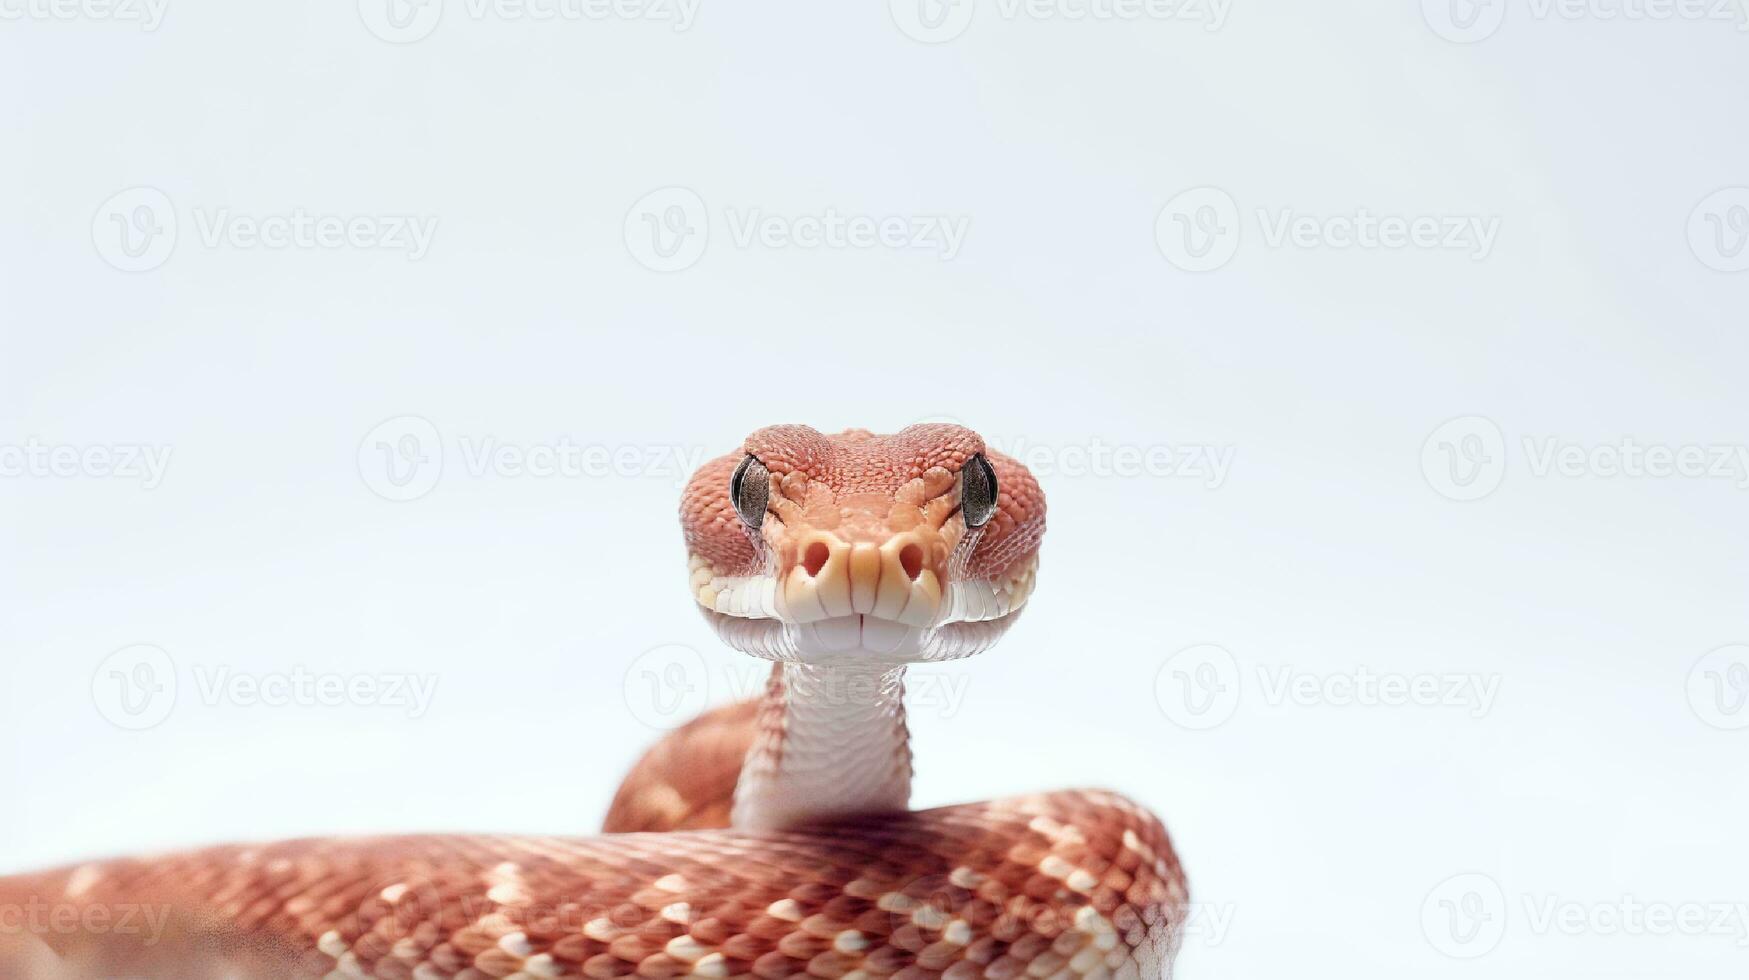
[681,424,1045,665]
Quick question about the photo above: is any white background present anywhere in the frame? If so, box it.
[3,2,1748,978]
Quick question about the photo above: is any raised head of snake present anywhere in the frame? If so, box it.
[684,423,1044,664]
[675,424,1045,829]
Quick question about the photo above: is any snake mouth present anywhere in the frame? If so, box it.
[690,553,1038,664]
[689,552,1036,622]
[701,606,1028,665]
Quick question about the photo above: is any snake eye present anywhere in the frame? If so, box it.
[730,455,769,530]
[961,453,999,528]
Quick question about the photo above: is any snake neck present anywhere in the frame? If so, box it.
[730,661,913,832]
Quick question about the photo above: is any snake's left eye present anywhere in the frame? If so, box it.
[730,455,769,530]
[961,453,999,528]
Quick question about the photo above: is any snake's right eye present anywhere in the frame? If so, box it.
[730,455,769,530]
[961,453,999,528]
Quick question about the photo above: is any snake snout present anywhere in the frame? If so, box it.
[778,530,945,628]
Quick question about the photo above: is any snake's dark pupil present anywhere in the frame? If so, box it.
[963,453,998,528]
[731,455,769,529]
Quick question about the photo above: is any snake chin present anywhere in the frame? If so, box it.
[702,606,1025,665]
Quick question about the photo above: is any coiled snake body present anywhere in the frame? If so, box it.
[0,425,1188,979]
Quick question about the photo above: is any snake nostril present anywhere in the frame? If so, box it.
[899,543,924,582]
[802,541,831,578]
